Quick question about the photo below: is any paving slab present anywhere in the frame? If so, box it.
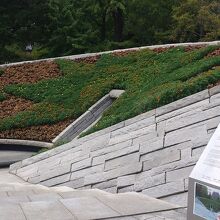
[0,204,26,220]
[61,196,120,219]
[21,200,75,220]
[97,192,180,216]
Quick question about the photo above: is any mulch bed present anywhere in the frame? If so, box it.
[0,95,33,118]
[184,45,205,52]
[207,48,220,57]
[0,119,73,142]
[0,61,62,90]
[113,50,137,57]
[0,61,68,142]
[75,55,101,64]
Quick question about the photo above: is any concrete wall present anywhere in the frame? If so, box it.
[1,41,220,68]
[53,90,124,144]
[10,85,220,208]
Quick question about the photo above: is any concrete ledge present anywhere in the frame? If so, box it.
[0,139,53,149]
[52,90,125,144]
[0,140,52,167]
[1,41,219,68]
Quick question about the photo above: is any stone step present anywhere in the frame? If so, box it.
[0,183,182,220]
[0,182,74,193]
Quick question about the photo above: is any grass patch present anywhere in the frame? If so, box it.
[2,45,220,136]
[0,68,3,77]
[0,92,5,102]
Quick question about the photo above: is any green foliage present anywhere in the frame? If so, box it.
[172,0,220,42]
[199,197,220,213]
[2,46,220,134]
[0,68,3,76]
[0,93,5,102]
[1,0,219,64]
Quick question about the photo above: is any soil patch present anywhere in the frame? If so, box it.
[207,48,220,57]
[184,45,205,52]
[0,61,62,90]
[0,119,73,142]
[75,55,101,64]
[0,95,33,118]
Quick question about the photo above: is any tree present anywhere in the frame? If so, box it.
[107,0,126,42]
[172,0,220,42]
[125,0,178,45]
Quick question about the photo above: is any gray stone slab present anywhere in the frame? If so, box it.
[156,99,209,123]
[41,173,71,187]
[109,90,125,98]
[191,146,205,157]
[92,155,105,165]
[0,195,29,204]
[29,192,62,202]
[93,179,117,190]
[142,180,185,198]
[16,165,39,181]
[71,158,92,172]
[59,189,109,199]
[150,208,187,220]
[156,90,209,116]
[141,148,180,171]
[117,175,136,188]
[84,163,142,185]
[104,145,140,161]
[118,185,134,193]
[210,93,220,103]
[9,161,22,174]
[105,153,140,171]
[180,147,192,160]
[209,84,220,96]
[39,163,71,182]
[156,120,166,137]
[7,190,35,197]
[21,200,75,220]
[164,124,207,147]
[150,156,197,176]
[85,133,110,152]
[61,196,120,219]
[140,137,164,155]
[58,177,84,189]
[70,164,104,181]
[0,204,26,220]
[103,186,118,194]
[124,110,155,126]
[165,106,220,133]
[166,166,194,182]
[97,192,179,216]
[91,140,132,158]
[111,117,155,137]
[132,131,158,146]
[161,192,188,208]
[109,125,156,146]
[134,173,165,192]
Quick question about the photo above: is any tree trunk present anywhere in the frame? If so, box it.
[113,8,124,42]
[101,12,106,41]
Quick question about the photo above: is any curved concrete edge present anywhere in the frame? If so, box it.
[0,139,53,149]
[52,89,125,144]
[0,41,219,68]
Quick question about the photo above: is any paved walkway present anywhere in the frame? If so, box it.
[0,176,185,220]
[0,168,26,183]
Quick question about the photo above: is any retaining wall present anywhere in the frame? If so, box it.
[53,90,124,144]
[1,41,220,68]
[10,85,220,208]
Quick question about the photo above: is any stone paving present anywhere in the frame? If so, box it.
[10,85,220,216]
[0,180,184,220]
